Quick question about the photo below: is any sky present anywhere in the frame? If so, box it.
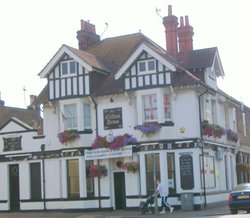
[0,0,249,108]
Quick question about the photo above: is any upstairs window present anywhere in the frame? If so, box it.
[83,103,91,129]
[61,61,77,76]
[211,100,217,124]
[138,59,156,74]
[164,94,172,121]
[142,94,157,122]
[64,103,77,129]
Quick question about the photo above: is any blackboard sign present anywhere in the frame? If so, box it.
[179,154,194,190]
[103,107,123,130]
[3,136,22,151]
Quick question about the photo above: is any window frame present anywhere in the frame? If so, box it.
[145,153,160,195]
[138,59,156,74]
[67,159,80,199]
[63,103,77,130]
[83,103,91,129]
[142,94,158,122]
[61,60,77,76]
[85,160,94,197]
[164,94,172,122]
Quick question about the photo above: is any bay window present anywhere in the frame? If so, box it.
[164,94,172,121]
[83,103,91,129]
[64,103,77,129]
[142,94,157,122]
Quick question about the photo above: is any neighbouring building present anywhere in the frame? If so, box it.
[235,102,250,183]
[0,5,243,212]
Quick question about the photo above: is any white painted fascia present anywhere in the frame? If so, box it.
[211,50,225,78]
[115,43,176,80]
[38,44,92,78]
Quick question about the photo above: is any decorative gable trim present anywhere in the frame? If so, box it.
[211,50,224,78]
[115,43,176,80]
[38,44,92,79]
[0,117,34,132]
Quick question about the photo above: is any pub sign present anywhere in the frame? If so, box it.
[103,107,123,130]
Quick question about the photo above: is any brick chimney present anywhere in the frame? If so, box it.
[76,20,100,50]
[163,5,179,59]
[177,16,194,53]
[0,92,4,107]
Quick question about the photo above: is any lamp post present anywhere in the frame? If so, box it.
[40,144,46,210]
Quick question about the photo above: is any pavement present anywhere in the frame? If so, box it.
[0,202,234,218]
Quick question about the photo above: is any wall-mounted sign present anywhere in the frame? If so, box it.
[179,154,194,190]
[3,136,22,151]
[85,145,132,160]
[103,107,123,130]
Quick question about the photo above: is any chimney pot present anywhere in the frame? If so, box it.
[180,16,184,27]
[168,5,172,16]
[163,5,178,58]
[185,16,190,26]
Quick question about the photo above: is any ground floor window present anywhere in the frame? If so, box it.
[67,159,79,198]
[167,153,176,194]
[86,160,94,197]
[200,155,215,188]
[145,153,160,195]
[30,162,41,200]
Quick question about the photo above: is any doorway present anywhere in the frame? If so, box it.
[114,172,126,209]
[9,164,20,211]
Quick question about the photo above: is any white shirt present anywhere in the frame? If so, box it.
[156,182,168,197]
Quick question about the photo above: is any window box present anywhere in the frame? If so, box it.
[134,122,162,137]
[57,129,80,144]
[91,133,137,150]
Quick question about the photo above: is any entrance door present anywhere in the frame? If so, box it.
[9,164,20,211]
[114,172,126,209]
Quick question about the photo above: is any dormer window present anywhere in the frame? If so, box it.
[61,61,77,76]
[138,59,156,74]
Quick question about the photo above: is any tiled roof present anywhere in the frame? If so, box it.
[178,47,217,70]
[36,32,217,102]
[0,106,42,130]
[86,33,160,96]
[66,45,110,73]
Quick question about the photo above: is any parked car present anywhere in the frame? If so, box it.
[228,183,250,214]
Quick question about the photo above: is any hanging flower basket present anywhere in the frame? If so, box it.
[57,129,80,144]
[91,133,137,150]
[88,164,107,178]
[213,125,226,138]
[227,129,238,142]
[134,122,161,137]
[122,161,139,173]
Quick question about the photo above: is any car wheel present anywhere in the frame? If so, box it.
[230,209,238,214]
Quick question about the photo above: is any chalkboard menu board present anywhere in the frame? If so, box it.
[3,136,22,151]
[179,154,194,190]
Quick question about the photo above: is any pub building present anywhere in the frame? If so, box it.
[0,5,238,211]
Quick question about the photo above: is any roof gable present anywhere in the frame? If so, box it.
[0,117,34,133]
[115,43,177,80]
[211,50,224,77]
[38,45,108,79]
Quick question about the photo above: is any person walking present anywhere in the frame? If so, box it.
[154,179,174,214]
